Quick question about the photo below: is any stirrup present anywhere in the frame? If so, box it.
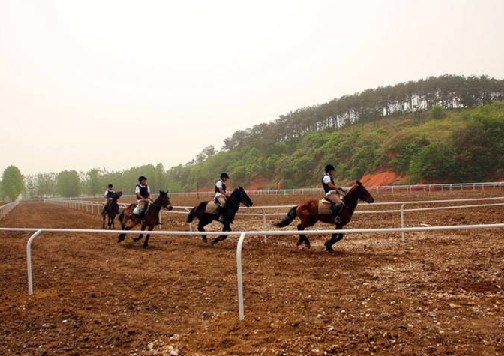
[334,216,341,224]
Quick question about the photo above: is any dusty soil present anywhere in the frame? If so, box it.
[1,188,503,355]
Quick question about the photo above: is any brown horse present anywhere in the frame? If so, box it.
[101,191,122,229]
[117,191,173,248]
[273,180,374,252]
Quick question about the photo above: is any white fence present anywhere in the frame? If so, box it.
[1,221,504,320]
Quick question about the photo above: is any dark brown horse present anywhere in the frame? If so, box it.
[118,191,173,248]
[273,180,374,252]
[101,191,122,229]
[186,187,253,245]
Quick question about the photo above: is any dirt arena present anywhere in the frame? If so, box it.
[1,188,503,355]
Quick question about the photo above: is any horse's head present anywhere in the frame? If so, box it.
[158,190,174,211]
[348,180,374,204]
[113,191,123,200]
[232,186,253,207]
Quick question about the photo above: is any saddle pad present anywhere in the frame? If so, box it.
[318,199,333,215]
[205,201,219,214]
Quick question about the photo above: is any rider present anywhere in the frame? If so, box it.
[135,176,153,219]
[103,184,118,214]
[322,164,346,223]
[214,172,230,219]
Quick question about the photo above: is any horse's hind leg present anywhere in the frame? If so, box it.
[197,222,207,243]
[118,226,130,242]
[296,223,311,248]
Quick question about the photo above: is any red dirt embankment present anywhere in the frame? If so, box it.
[361,171,404,187]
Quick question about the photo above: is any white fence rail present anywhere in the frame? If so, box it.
[1,222,504,320]
[0,194,22,219]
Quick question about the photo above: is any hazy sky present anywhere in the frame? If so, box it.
[1,0,504,176]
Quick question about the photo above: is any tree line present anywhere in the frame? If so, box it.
[222,74,504,151]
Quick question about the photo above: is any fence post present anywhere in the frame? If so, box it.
[236,232,247,320]
[401,204,406,241]
[26,229,43,295]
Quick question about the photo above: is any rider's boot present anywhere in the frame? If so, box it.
[216,206,225,223]
[330,204,342,224]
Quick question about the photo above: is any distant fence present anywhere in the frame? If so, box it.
[0,194,22,220]
[40,181,504,201]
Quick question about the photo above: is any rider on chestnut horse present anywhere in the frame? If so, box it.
[322,164,346,223]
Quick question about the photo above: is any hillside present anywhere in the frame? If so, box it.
[168,100,504,190]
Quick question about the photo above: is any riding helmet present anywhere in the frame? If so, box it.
[325,164,335,173]
[108,183,113,188]
[138,176,147,182]
[220,172,229,179]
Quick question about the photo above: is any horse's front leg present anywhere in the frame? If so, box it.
[325,224,343,253]
[102,213,106,229]
[143,225,154,248]
[212,222,231,245]
[296,223,310,248]
[133,224,147,243]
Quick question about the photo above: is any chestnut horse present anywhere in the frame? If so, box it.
[101,191,122,229]
[273,180,374,252]
[118,191,173,248]
[186,187,253,245]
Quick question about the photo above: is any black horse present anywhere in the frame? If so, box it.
[101,191,122,229]
[118,191,173,248]
[186,187,253,245]
[274,180,374,252]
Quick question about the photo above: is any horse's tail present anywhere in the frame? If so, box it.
[186,207,196,223]
[273,206,297,227]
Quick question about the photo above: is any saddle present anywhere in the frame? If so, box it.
[318,198,344,215]
[133,203,150,216]
[205,201,219,214]
[318,199,333,215]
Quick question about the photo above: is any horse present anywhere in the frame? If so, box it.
[186,187,253,245]
[273,180,374,252]
[117,191,173,248]
[101,191,122,229]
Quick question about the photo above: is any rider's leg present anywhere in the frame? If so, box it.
[217,196,226,222]
[327,192,342,223]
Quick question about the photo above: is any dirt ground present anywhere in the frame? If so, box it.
[0,188,503,355]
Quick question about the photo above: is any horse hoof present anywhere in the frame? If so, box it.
[211,238,219,245]
[143,244,149,249]
[202,237,208,243]
[118,235,125,243]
